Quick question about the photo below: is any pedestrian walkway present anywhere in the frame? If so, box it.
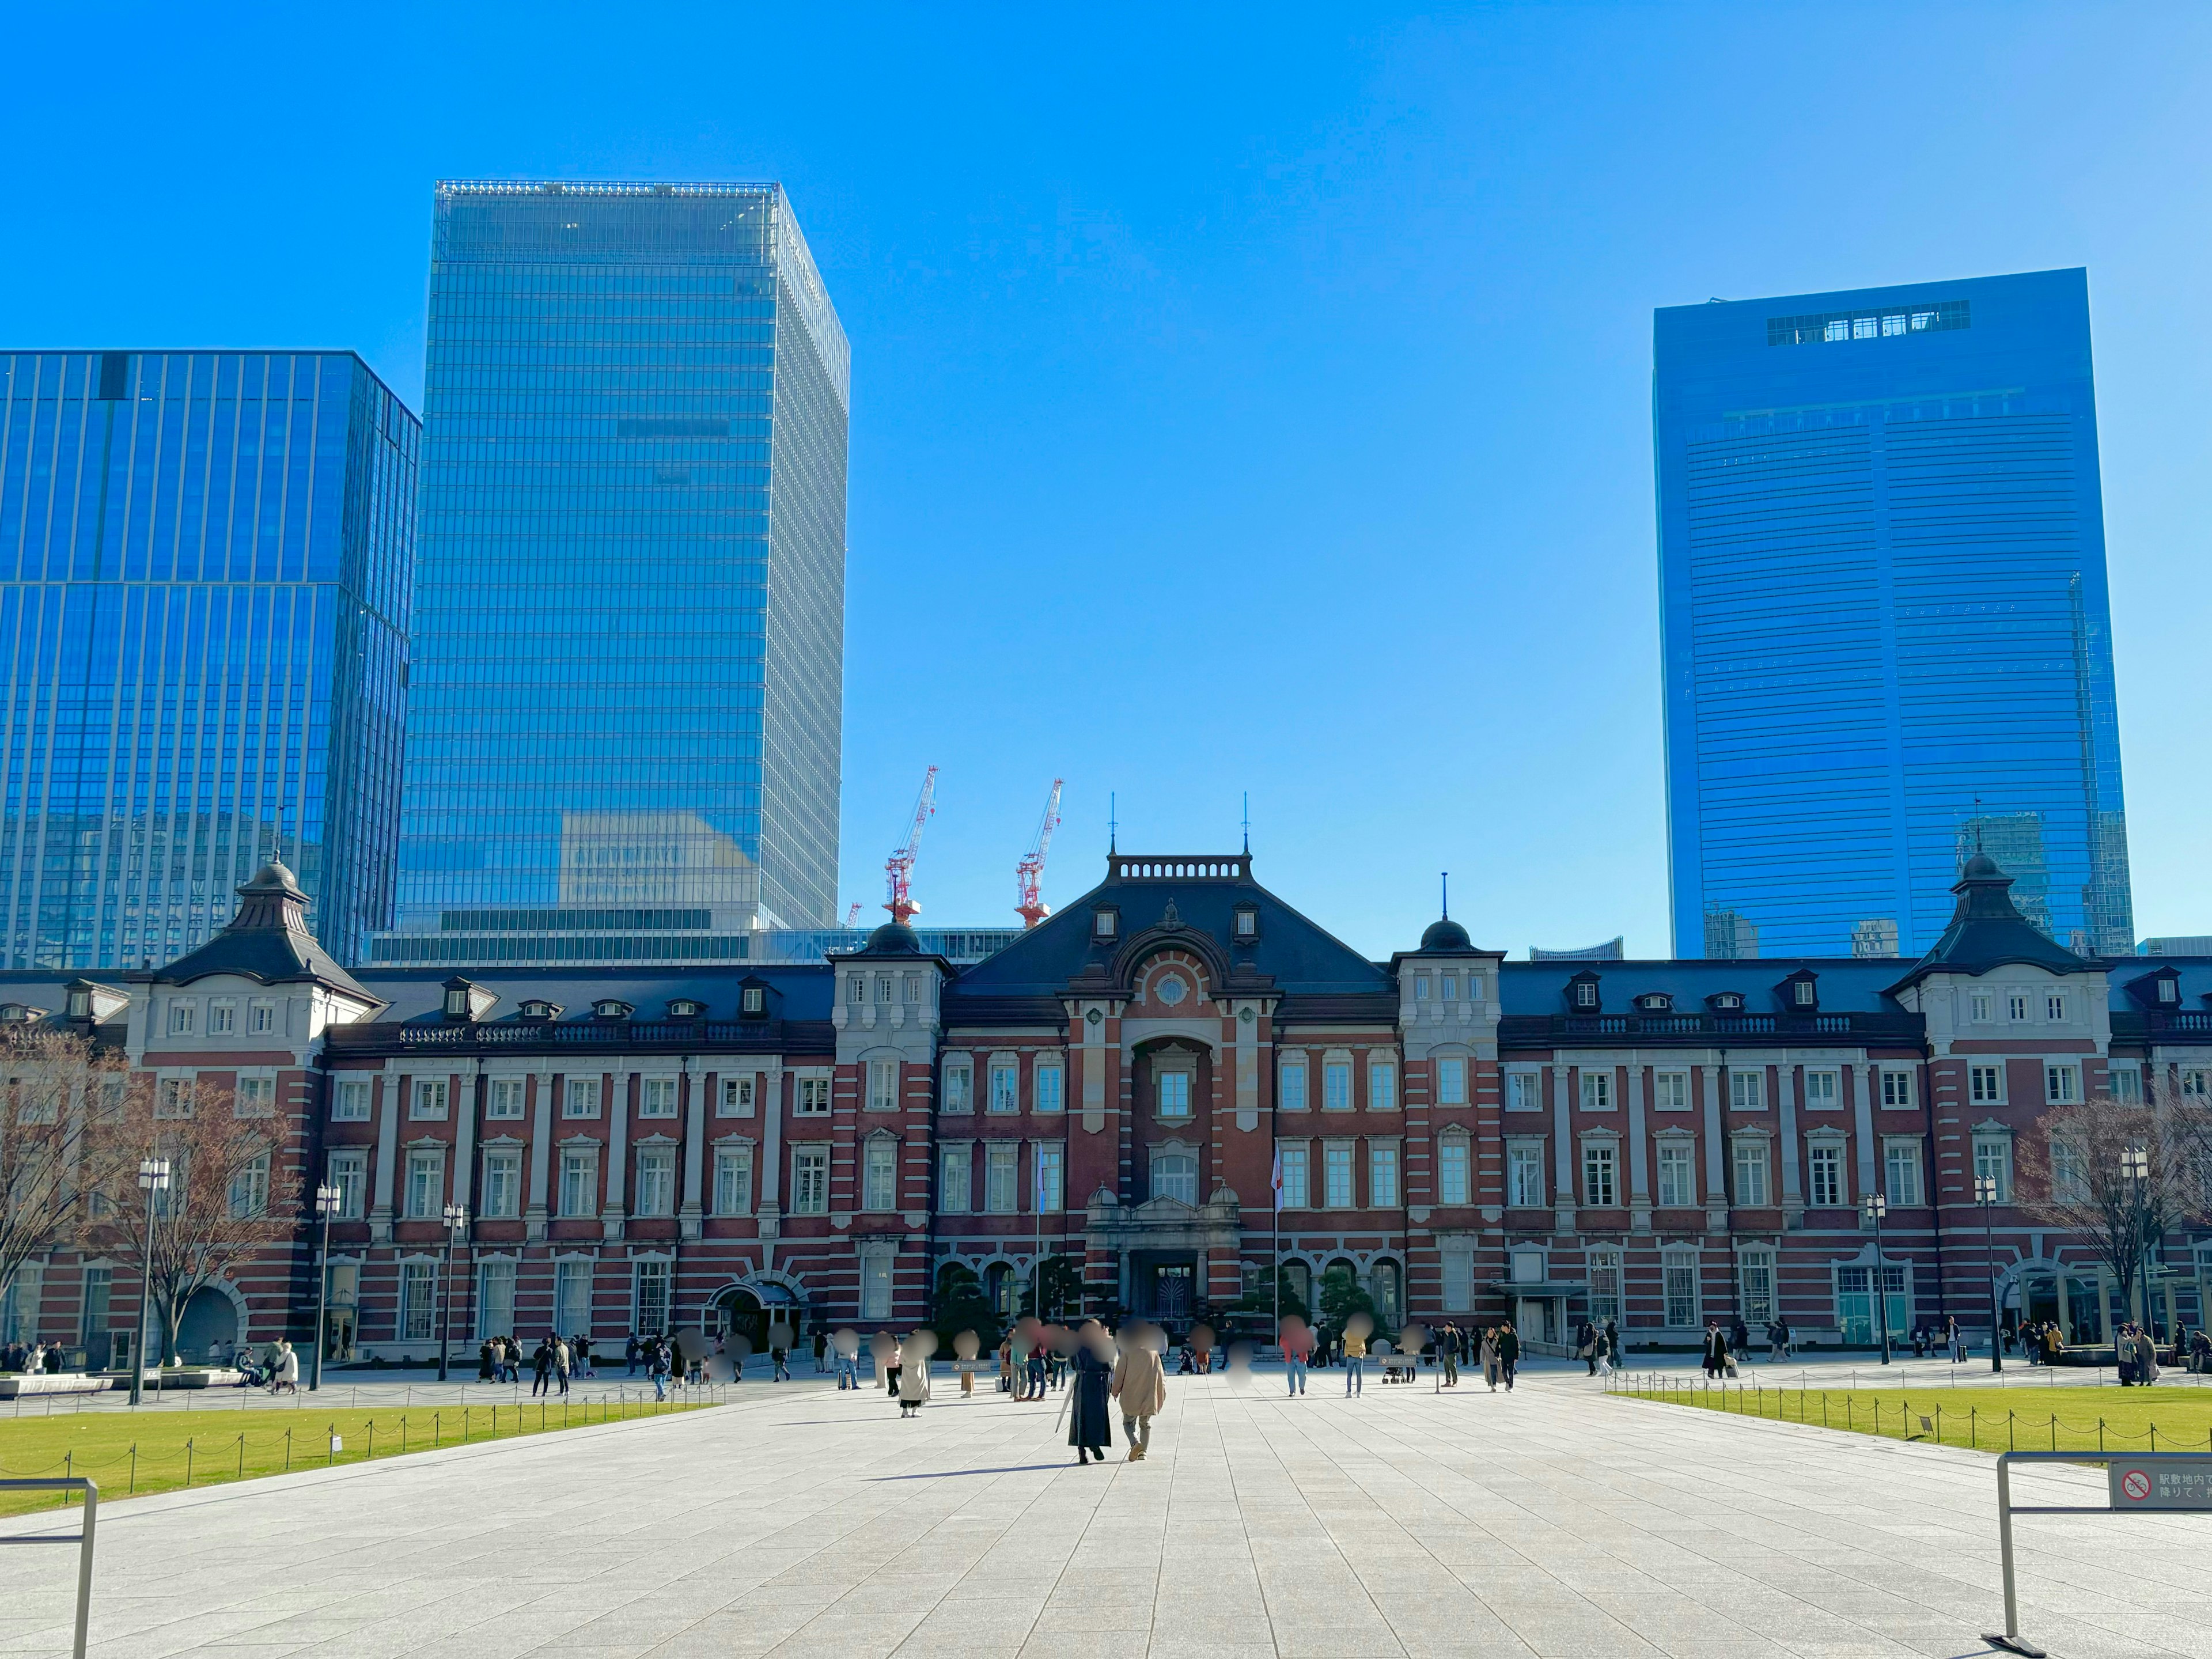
[1,1365,2203,1659]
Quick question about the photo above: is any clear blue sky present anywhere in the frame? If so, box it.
[8,5,2207,957]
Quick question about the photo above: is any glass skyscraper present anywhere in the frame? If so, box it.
[0,351,417,969]
[382,181,847,964]
[1655,268,2132,960]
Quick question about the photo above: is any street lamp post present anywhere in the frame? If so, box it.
[2120,1146,2150,1334]
[310,1183,340,1391]
[130,1157,171,1406]
[437,1203,468,1382]
[1976,1175,2004,1374]
[1862,1191,1891,1365]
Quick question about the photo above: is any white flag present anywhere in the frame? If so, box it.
[1271,1146,1283,1210]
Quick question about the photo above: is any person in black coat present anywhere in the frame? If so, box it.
[1067,1324,1115,1464]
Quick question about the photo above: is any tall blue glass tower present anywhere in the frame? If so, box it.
[382,181,847,964]
[1656,268,2132,960]
[0,351,417,969]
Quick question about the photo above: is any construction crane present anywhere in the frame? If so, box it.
[842,902,863,928]
[883,765,938,926]
[1015,778,1065,929]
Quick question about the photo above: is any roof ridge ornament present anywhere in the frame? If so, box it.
[1161,896,1181,930]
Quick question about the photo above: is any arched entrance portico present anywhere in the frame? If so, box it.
[709,1277,808,1353]
[176,1286,240,1364]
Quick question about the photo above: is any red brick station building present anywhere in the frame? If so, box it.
[5,850,2210,1365]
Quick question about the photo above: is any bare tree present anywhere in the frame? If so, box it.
[2017,1088,2212,1330]
[86,1077,290,1365]
[0,1025,137,1306]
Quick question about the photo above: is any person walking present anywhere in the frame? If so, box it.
[1343,1323,1368,1396]
[1067,1324,1113,1463]
[1282,1319,1312,1396]
[649,1341,671,1402]
[1438,1323,1460,1388]
[1729,1316,1751,1362]
[1497,1320,1520,1391]
[1027,1337,1049,1402]
[1480,1327,1501,1390]
[897,1333,933,1418]
[1702,1320,1728,1379]
[1111,1324,1167,1462]
[1604,1317,1621,1370]
[813,1330,829,1374]
[554,1336,572,1396]
[532,1338,554,1397]
[272,1340,300,1395]
[624,1334,641,1376]
[1578,1318,1599,1376]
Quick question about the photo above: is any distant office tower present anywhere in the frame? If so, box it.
[0,352,416,969]
[1655,268,2133,959]
[382,181,849,965]
[1528,937,1626,962]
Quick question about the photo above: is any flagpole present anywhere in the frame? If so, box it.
[1271,1145,1282,1351]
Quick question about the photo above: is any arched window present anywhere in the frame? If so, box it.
[984,1262,1017,1318]
[1281,1259,1312,1317]
[1370,1259,1403,1328]
[1150,1147,1199,1205]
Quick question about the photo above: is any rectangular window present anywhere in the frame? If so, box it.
[554,1259,592,1336]
[2008,993,2029,1022]
[1588,1249,1622,1323]
[713,1145,753,1216]
[1442,1249,1473,1310]
[632,1259,670,1337]
[406,1149,444,1219]
[1506,1071,1544,1112]
[401,1262,436,1343]
[790,1146,829,1214]
[1973,1135,2013,1202]
[1438,1135,1469,1205]
[1037,1144,1064,1213]
[478,1258,516,1340]
[848,976,865,1003]
[1881,1070,1915,1109]
[1415,975,1431,1001]
[941,1062,972,1115]
[1884,1140,1923,1207]
[486,1078,526,1119]
[208,1001,235,1035]
[986,1143,1018,1214]
[640,1077,679,1118]
[634,1148,675,1216]
[562,1078,601,1119]
[156,1077,193,1119]
[249,1002,276,1035]
[1035,1064,1063,1114]
[1157,1070,1192,1118]
[1508,1143,1544,1208]
[860,1251,893,1321]
[328,1150,366,1219]
[1279,1059,1308,1111]
[1657,1141,1696,1207]
[1324,1062,1353,1112]
[989,1065,1019,1114]
[796,1075,831,1115]
[1732,1140,1770,1206]
[1654,1071,1690,1112]
[1582,1142,1618,1206]
[1369,1062,1396,1112]
[1369,1142,1399,1207]
[1970,1064,2005,1104]
[1664,1256,1699,1327]
[863,1138,897,1211]
[1277,1142,1310,1208]
[874,976,892,1003]
[558,1149,597,1218]
[482,1149,521,1218]
[2046,993,2066,1022]
[903,976,921,1003]
[1729,1070,1765,1111]
[2108,1065,2142,1103]
[411,1078,449,1120]
[1739,1251,1775,1324]
[1808,1143,1844,1207]
[332,1078,372,1122]
[1804,1070,1840,1111]
[1972,992,1993,1022]
[719,1075,755,1118]
[1324,1142,1355,1209]
[1580,1070,1613,1111]
[1437,1058,1465,1105]
[2051,1138,2088,1203]
[938,1144,971,1213]
[235,1075,275,1118]
[168,1001,195,1036]
[2184,1068,2212,1099]
[869,1060,900,1112]
[228,1152,270,1219]
[2045,1063,2080,1105]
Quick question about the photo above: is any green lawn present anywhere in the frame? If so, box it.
[0,1395,714,1518]
[1612,1379,2212,1455]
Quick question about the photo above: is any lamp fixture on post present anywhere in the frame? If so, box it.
[1862,1191,1891,1366]
[2119,1146,2150,1331]
[1975,1174,2004,1374]
[311,1183,342,1391]
[437,1203,468,1382]
[130,1157,172,1406]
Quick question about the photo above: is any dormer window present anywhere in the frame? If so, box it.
[1575,983,1597,1008]
[2158,979,2179,1005]
[1094,907,1119,940]
[519,1000,558,1021]
[593,999,633,1020]
[1234,906,1259,940]
[444,986,472,1018]
[1709,991,1744,1012]
[0,1003,26,1023]
[668,999,704,1019]
[1635,993,1672,1013]
[1793,981,1814,1007]
[741,986,766,1017]
[66,985,92,1020]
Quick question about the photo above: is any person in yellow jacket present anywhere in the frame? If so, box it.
[1110,1323,1169,1461]
[1342,1314,1372,1396]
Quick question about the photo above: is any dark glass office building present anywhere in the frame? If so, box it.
[1656,268,2132,960]
[382,181,847,964]
[0,351,417,969]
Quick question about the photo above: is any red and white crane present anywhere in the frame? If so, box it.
[842,902,863,927]
[883,765,938,926]
[1015,777,1065,929]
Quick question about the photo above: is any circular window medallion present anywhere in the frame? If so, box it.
[1156,975,1188,1006]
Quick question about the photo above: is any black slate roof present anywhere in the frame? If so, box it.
[141,862,381,1003]
[1887,852,2091,992]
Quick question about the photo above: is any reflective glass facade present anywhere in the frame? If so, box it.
[392,181,848,953]
[1656,268,2131,959]
[0,351,416,968]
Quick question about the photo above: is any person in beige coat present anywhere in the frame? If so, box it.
[1110,1325,1168,1462]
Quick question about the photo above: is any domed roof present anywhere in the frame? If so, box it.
[1420,916,1472,952]
[863,921,923,955]
[1960,850,2002,880]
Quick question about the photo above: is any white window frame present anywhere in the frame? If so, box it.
[713,1143,754,1217]
[1662,1251,1700,1328]
[1156,1067,1194,1120]
[331,1078,371,1122]
[1369,1141,1399,1207]
[1971,991,1993,1022]
[1738,1245,1777,1325]
[207,1000,236,1036]
[938,1143,972,1213]
[1368,1060,1396,1113]
[410,1078,450,1120]
[1323,1058,1353,1112]
[718,1075,755,1118]
[1656,1138,1696,1207]
[790,1145,830,1214]
[1037,1142,1065,1213]
[485,1077,527,1120]
[1506,1141,1545,1209]
[633,1146,676,1217]
[862,1136,899,1212]
[562,1077,601,1119]
[1880,1069,1915,1109]
[405,1147,446,1219]
[1580,1069,1614,1112]
[1581,1139,1618,1207]
[1729,1069,1766,1111]
[2107,1063,2142,1103]
[1034,1062,1063,1114]
[558,1147,599,1218]
[1972,1132,2014,1202]
[868,1059,901,1113]
[1806,1139,1846,1207]
[1731,1137,1771,1207]
[1277,1142,1310,1209]
[1653,1070,1691,1112]
[1436,1056,1467,1106]
[639,1076,679,1119]
[986,1142,1020,1213]
[1505,1070,1545,1113]
[1322,1141,1354,1209]
[795,1074,832,1116]
[1804,1069,1840,1111]
[1883,1138,1923,1208]
[1588,1246,1623,1324]
[2045,1062,2081,1105]
[249,999,277,1036]
[327,1150,366,1219]
[988,1062,1020,1115]
[1278,1057,1308,1111]
[1969,1063,2006,1104]
[481,1147,522,1219]
[234,1072,277,1119]
[1437,1130,1470,1205]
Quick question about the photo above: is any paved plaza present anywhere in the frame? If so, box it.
[3,1360,2207,1659]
